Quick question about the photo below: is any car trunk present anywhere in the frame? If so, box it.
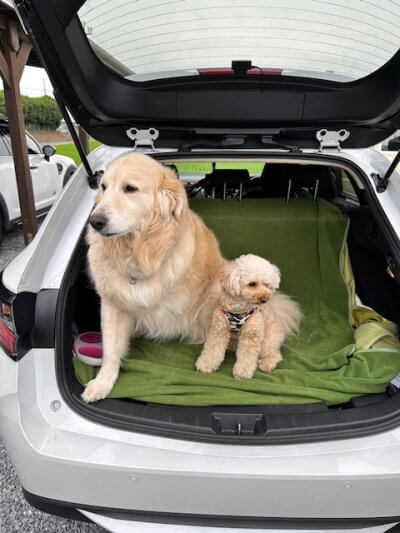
[55,154,400,443]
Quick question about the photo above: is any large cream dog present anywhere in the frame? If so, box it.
[82,153,223,403]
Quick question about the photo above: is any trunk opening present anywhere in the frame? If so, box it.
[55,153,400,443]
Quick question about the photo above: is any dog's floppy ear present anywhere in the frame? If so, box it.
[218,263,241,296]
[270,264,281,290]
[158,166,187,219]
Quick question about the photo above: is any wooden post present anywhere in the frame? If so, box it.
[78,125,89,156]
[0,20,36,244]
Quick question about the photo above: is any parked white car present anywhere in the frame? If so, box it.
[3,0,400,531]
[0,117,76,242]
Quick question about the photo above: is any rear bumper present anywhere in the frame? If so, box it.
[2,350,400,525]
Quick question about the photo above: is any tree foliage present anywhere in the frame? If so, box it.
[0,91,62,130]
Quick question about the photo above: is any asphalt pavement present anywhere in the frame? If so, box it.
[0,227,104,532]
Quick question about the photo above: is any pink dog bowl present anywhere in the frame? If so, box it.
[73,331,103,366]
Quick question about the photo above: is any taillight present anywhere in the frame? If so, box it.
[0,299,16,357]
[0,273,35,360]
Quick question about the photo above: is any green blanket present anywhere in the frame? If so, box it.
[74,199,400,406]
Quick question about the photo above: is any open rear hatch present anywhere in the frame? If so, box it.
[15,0,400,150]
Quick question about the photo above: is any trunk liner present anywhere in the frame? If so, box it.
[73,198,400,406]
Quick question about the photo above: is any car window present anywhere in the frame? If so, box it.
[2,131,41,155]
[25,134,41,155]
[79,0,400,83]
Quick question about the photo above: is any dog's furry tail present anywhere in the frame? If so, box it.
[269,292,303,336]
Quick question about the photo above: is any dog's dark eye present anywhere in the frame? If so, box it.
[248,282,257,287]
[101,183,106,191]
[124,184,138,193]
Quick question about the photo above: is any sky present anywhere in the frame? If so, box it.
[0,66,53,97]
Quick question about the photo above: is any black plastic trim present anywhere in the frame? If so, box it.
[23,489,91,524]
[0,271,36,360]
[22,489,400,529]
[0,271,15,303]
[61,378,400,444]
[31,289,59,348]
[50,151,400,445]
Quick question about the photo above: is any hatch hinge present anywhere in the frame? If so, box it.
[316,129,350,151]
[126,128,159,150]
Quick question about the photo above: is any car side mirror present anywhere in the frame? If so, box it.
[43,144,56,161]
[382,137,400,151]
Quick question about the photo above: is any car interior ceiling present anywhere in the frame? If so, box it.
[66,159,400,411]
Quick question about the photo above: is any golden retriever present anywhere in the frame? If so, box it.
[82,153,223,402]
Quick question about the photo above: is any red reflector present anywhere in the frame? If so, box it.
[199,68,234,75]
[249,68,282,76]
[0,318,16,355]
[199,68,282,76]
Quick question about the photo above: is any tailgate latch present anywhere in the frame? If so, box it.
[211,413,267,435]
[126,128,159,150]
[316,129,350,151]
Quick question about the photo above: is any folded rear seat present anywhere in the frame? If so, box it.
[203,168,251,198]
[245,164,342,200]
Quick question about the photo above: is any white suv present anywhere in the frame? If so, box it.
[3,1,400,531]
[0,116,76,243]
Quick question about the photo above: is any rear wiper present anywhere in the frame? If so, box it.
[371,148,400,193]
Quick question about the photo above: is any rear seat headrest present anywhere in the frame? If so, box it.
[261,164,342,200]
[205,168,250,186]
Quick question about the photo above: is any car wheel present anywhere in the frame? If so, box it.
[63,165,77,187]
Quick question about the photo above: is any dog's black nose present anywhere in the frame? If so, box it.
[259,298,267,304]
[89,214,107,232]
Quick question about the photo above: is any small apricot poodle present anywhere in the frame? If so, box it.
[195,254,302,379]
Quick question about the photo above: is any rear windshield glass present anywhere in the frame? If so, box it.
[78,0,400,83]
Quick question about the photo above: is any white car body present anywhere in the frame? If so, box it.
[6,0,400,529]
[1,144,400,532]
[0,127,75,235]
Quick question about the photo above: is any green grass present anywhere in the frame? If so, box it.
[55,142,263,174]
[175,161,263,174]
[56,140,101,165]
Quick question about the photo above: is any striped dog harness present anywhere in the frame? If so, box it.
[220,306,258,334]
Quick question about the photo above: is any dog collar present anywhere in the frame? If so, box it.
[220,306,259,334]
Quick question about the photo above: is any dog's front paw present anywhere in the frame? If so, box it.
[232,362,255,380]
[81,378,112,403]
[258,351,282,373]
[195,352,222,373]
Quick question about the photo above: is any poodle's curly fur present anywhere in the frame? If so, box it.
[196,254,303,379]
